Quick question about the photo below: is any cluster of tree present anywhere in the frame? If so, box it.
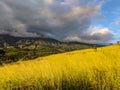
[0,43,93,65]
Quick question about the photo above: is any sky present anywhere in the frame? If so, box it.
[0,0,120,44]
[92,0,120,43]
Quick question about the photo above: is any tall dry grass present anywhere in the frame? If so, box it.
[0,45,120,90]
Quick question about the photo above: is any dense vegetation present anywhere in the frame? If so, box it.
[0,45,120,90]
[0,43,91,64]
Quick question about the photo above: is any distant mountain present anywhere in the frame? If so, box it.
[0,34,60,48]
[0,34,102,48]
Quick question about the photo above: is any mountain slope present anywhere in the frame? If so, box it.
[0,34,60,48]
[0,34,102,48]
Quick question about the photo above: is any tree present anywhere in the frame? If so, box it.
[117,41,120,45]
[0,49,6,64]
[0,49,5,56]
[109,43,113,45]
[93,45,97,52]
[33,42,39,58]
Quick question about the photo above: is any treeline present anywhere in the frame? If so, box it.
[0,43,92,65]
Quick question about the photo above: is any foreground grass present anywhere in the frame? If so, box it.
[0,45,120,90]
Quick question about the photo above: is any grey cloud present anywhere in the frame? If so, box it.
[64,26,113,43]
[0,0,113,43]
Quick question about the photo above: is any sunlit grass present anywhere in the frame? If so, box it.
[0,45,120,90]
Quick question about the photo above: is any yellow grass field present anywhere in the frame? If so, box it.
[0,45,120,90]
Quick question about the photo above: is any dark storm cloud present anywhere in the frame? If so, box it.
[0,0,113,43]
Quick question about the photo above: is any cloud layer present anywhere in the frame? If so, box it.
[0,0,113,43]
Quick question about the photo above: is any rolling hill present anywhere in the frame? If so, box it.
[0,45,120,90]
